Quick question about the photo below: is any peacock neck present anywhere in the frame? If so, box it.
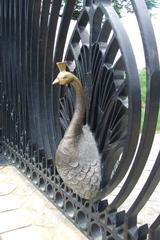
[64,77,85,138]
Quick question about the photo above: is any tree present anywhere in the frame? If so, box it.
[72,0,83,20]
[61,0,83,20]
[68,0,159,19]
[112,0,160,16]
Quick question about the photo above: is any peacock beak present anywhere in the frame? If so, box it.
[52,78,59,85]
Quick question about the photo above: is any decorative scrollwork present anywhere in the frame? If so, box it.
[58,1,141,197]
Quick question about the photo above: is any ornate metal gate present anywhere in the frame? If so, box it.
[0,0,160,239]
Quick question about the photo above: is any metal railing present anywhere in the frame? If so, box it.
[0,0,160,239]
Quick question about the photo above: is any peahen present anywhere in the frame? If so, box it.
[53,62,101,200]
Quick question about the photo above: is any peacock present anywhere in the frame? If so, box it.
[52,62,101,200]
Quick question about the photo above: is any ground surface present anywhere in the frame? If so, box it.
[0,165,87,240]
[107,134,160,226]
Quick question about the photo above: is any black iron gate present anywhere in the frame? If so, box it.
[0,0,160,239]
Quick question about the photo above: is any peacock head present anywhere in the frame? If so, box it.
[52,62,77,86]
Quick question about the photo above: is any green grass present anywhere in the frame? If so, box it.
[139,69,160,132]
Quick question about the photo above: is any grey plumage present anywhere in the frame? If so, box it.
[55,125,101,199]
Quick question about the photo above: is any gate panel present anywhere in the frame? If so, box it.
[0,0,160,239]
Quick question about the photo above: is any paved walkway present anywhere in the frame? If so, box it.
[0,165,87,240]
[107,134,160,226]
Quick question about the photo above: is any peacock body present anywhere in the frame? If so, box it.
[53,62,101,200]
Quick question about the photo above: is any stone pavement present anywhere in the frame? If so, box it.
[107,134,160,226]
[0,165,87,240]
[0,134,159,239]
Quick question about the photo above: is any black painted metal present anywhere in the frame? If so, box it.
[0,0,160,239]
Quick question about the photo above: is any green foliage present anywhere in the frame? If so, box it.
[112,0,159,16]
[112,0,124,16]
[72,0,83,20]
[61,0,83,20]
[68,0,159,19]
[145,0,160,9]
[139,69,160,131]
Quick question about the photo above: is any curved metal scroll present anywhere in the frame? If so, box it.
[61,1,141,198]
